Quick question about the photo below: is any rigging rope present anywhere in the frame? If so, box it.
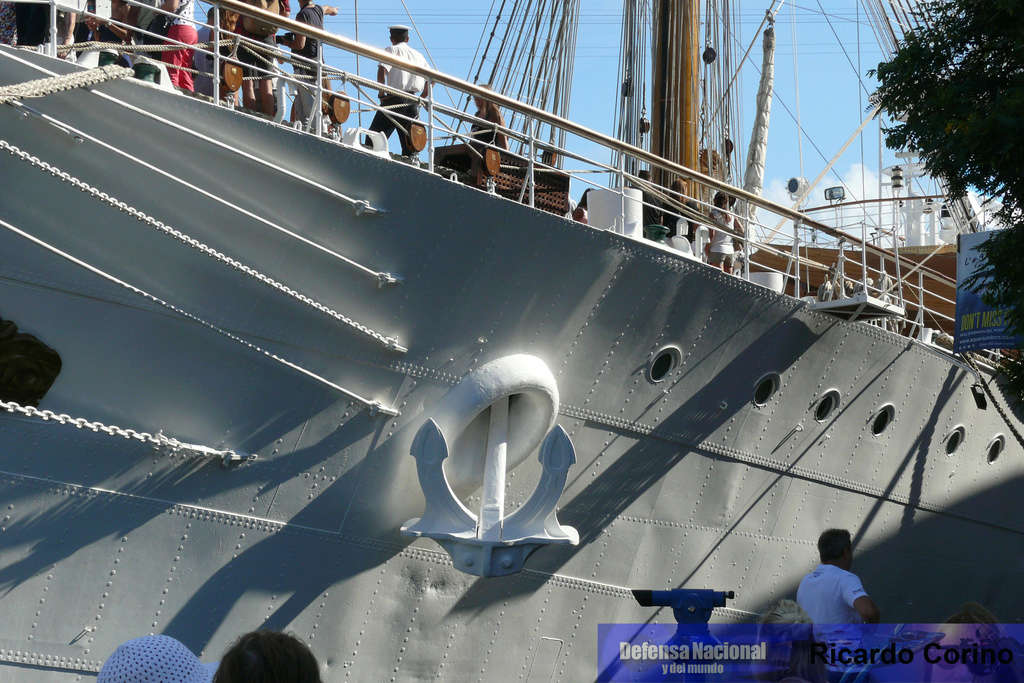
[790,2,804,183]
[468,0,579,150]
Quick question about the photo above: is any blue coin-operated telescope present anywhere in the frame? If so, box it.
[632,588,735,636]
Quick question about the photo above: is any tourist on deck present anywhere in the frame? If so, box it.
[238,0,289,117]
[368,24,429,157]
[194,7,240,102]
[84,0,132,64]
[213,630,322,683]
[13,1,45,46]
[708,191,737,273]
[572,188,592,224]
[12,0,72,50]
[469,86,508,152]
[279,0,337,125]
[124,0,155,44]
[192,8,217,97]
[796,528,880,635]
[466,85,507,182]
[636,169,664,229]
[98,634,218,682]
[159,0,197,90]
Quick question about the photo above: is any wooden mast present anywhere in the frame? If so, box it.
[651,0,699,188]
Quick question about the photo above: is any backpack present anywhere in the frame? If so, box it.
[241,0,281,38]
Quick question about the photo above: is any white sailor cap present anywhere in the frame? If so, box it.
[388,24,411,32]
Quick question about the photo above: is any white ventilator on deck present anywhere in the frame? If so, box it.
[588,187,643,238]
[742,23,775,225]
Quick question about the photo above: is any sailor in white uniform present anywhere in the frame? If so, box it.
[369,25,431,157]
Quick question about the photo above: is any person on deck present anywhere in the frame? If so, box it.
[160,0,197,90]
[469,86,508,152]
[636,169,664,229]
[466,85,507,182]
[368,24,429,157]
[193,7,240,102]
[572,188,592,224]
[279,0,338,125]
[796,528,880,639]
[84,0,132,66]
[238,0,289,117]
[13,0,46,46]
[708,191,737,273]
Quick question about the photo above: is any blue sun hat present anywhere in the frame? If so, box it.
[98,635,218,683]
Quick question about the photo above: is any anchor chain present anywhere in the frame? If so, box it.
[0,399,254,466]
[0,138,407,353]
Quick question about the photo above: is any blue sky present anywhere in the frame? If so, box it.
[307,1,922,221]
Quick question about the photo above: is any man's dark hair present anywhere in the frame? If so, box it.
[817,528,852,563]
[214,631,321,683]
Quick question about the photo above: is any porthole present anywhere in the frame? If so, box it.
[987,435,1006,464]
[870,404,895,435]
[647,346,681,383]
[753,373,781,406]
[944,426,966,456]
[813,390,841,422]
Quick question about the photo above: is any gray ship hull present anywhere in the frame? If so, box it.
[1,47,1022,681]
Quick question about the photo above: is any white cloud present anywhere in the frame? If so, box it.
[752,163,884,243]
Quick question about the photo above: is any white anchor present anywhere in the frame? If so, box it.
[401,355,579,576]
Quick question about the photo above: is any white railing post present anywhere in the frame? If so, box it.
[48,0,58,57]
[213,9,221,106]
[315,43,324,134]
[743,209,750,282]
[618,153,625,231]
[916,270,925,334]
[527,122,536,208]
[426,80,434,174]
[860,220,868,295]
[791,218,801,298]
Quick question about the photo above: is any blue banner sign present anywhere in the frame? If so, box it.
[955,231,1022,352]
[598,623,1024,682]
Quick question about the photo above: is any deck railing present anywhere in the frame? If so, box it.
[27,0,989,359]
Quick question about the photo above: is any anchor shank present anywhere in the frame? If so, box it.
[479,396,509,541]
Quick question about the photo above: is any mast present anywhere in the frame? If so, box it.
[650,0,699,186]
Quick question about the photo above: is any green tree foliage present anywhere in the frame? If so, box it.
[871,0,1024,400]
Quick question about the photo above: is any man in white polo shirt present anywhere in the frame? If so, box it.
[797,528,880,634]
